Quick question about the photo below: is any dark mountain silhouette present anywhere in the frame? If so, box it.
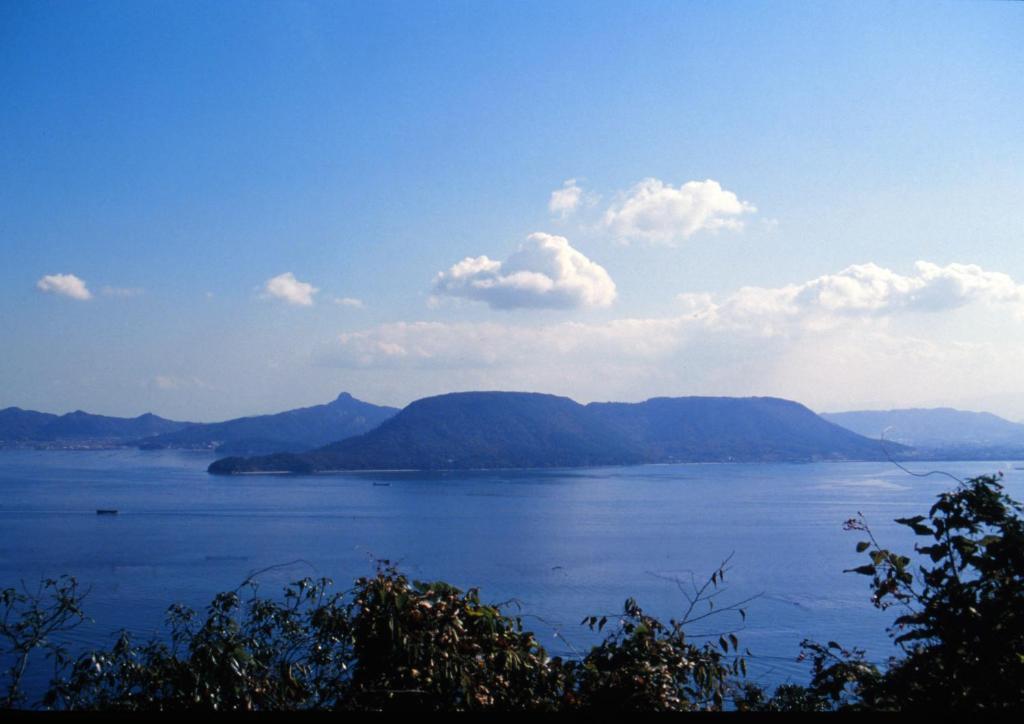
[139,393,398,454]
[0,407,59,440]
[209,392,906,474]
[42,411,188,439]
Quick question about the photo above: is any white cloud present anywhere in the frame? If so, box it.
[548,178,583,218]
[334,296,365,308]
[603,178,756,244]
[264,272,318,306]
[432,232,617,310]
[333,318,685,370]
[323,260,1024,418]
[912,261,1024,313]
[684,261,1024,335]
[36,273,92,300]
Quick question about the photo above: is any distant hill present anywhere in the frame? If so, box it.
[0,393,397,452]
[0,407,60,440]
[0,407,191,446]
[822,408,1024,451]
[139,392,398,454]
[41,411,189,440]
[209,392,905,474]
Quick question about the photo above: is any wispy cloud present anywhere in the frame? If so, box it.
[334,296,365,308]
[548,178,583,218]
[432,232,616,310]
[36,273,92,300]
[264,272,318,306]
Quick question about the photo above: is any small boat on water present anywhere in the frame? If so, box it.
[96,509,119,515]
[372,482,391,487]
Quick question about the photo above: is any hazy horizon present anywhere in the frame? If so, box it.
[3,1,1023,421]
[5,388,1024,428]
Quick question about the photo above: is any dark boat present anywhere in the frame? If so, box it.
[372,482,391,487]
[96,509,119,515]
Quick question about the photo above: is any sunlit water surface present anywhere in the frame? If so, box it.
[1,449,1017,700]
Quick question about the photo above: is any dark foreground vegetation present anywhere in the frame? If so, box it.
[2,474,1022,711]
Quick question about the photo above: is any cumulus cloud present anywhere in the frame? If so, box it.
[548,178,583,218]
[36,273,92,300]
[603,178,756,244]
[432,233,617,310]
[323,259,1024,418]
[684,261,1024,335]
[264,272,318,306]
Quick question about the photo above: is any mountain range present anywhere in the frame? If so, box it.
[6,393,1022,471]
[0,407,189,447]
[137,393,398,454]
[0,393,397,453]
[821,408,1024,453]
[208,392,904,474]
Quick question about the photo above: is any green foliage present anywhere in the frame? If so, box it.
[343,569,561,710]
[47,576,353,711]
[0,576,89,709]
[755,473,1024,711]
[2,560,749,711]
[571,597,738,711]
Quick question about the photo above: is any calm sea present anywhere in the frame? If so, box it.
[1,449,1017,699]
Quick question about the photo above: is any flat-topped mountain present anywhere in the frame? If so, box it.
[139,392,398,454]
[209,392,905,474]
[589,396,891,462]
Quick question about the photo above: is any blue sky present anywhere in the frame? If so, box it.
[2,0,1023,421]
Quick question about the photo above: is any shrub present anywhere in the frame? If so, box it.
[750,473,1024,711]
[3,560,748,711]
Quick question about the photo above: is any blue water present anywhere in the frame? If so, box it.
[0,449,1018,700]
